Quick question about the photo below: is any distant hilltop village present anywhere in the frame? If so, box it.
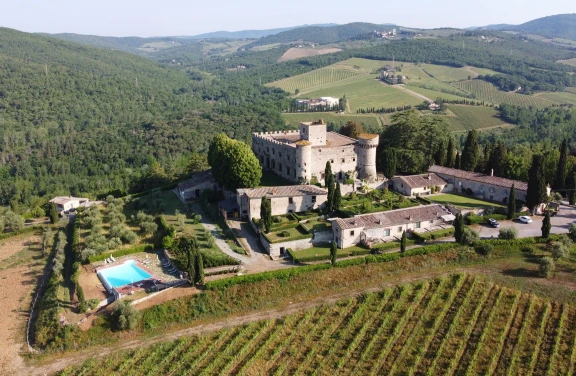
[251,119,379,185]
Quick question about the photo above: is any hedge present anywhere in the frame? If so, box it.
[261,224,313,244]
[253,217,301,232]
[412,228,455,243]
[88,244,154,263]
[292,211,321,221]
[287,246,371,263]
[416,196,432,205]
[0,225,45,241]
[465,213,507,225]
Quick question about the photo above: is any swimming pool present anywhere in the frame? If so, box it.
[97,260,152,289]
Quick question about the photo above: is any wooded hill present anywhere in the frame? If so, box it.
[488,14,576,41]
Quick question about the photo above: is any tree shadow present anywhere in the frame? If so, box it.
[502,268,540,278]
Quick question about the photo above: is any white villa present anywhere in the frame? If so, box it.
[49,196,91,214]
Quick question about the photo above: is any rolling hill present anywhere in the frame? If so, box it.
[186,24,338,39]
[475,14,576,41]
[246,22,396,48]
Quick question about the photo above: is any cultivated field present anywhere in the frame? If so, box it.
[57,274,576,376]
[269,66,364,94]
[421,63,476,82]
[453,80,557,108]
[405,85,471,102]
[536,91,576,106]
[278,47,342,62]
[281,113,382,131]
[558,58,576,67]
[440,105,511,132]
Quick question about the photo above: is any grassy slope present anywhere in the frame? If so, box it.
[440,105,511,132]
[281,112,382,130]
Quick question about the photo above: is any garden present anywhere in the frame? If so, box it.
[337,189,420,217]
[429,193,505,210]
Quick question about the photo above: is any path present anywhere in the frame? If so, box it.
[383,81,434,103]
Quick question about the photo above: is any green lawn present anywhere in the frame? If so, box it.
[259,171,293,187]
[439,105,512,132]
[264,225,312,243]
[290,244,368,260]
[430,193,505,209]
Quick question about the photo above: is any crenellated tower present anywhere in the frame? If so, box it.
[357,134,379,182]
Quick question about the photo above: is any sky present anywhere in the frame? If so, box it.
[1,0,575,37]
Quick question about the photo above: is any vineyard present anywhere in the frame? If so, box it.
[454,80,557,108]
[441,105,512,132]
[558,58,576,67]
[421,63,476,82]
[57,274,576,376]
[536,92,576,106]
[268,66,364,94]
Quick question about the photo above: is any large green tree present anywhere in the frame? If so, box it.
[325,161,335,211]
[435,141,446,167]
[542,211,551,238]
[400,231,407,253]
[526,154,548,211]
[487,141,507,176]
[334,183,342,210]
[554,139,568,191]
[454,213,464,243]
[49,203,59,224]
[339,121,364,139]
[260,197,272,233]
[208,133,262,191]
[381,149,397,179]
[194,251,204,285]
[461,130,479,172]
[445,138,455,168]
[569,173,576,205]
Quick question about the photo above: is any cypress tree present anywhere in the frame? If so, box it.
[260,197,272,233]
[194,251,204,284]
[325,161,335,211]
[400,231,407,253]
[330,241,337,266]
[461,130,479,172]
[454,213,464,243]
[334,183,342,210]
[569,173,576,206]
[49,202,58,224]
[435,141,446,167]
[382,149,397,179]
[446,138,455,167]
[455,152,461,170]
[507,184,516,220]
[542,211,551,238]
[487,141,507,176]
[555,139,568,191]
[483,144,491,174]
[526,154,548,212]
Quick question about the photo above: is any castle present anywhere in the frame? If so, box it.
[252,120,378,184]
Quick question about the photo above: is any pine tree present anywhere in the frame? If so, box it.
[260,197,272,233]
[454,213,464,243]
[435,141,446,166]
[325,161,335,211]
[382,148,397,179]
[507,184,516,220]
[461,130,479,172]
[526,154,547,212]
[555,139,568,191]
[446,138,455,167]
[334,183,342,210]
[49,202,58,224]
[455,152,461,170]
[330,241,337,266]
[542,211,551,238]
[569,173,576,206]
[400,231,407,253]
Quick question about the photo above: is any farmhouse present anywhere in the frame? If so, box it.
[252,120,379,185]
[331,204,452,249]
[49,196,90,214]
[237,185,328,220]
[176,170,219,201]
[428,165,551,204]
[390,173,450,196]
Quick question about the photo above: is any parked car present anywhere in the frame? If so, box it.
[488,218,500,228]
[519,216,533,223]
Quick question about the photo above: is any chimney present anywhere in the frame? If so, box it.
[379,219,383,225]
[427,174,432,180]
[490,169,494,177]
[409,215,413,221]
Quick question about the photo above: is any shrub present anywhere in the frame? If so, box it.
[111,300,139,331]
[475,243,494,256]
[273,216,282,223]
[162,235,174,249]
[87,298,100,310]
[281,230,290,237]
[499,227,518,240]
[87,244,154,263]
[521,245,536,255]
[551,243,568,260]
[461,228,479,245]
[539,256,555,278]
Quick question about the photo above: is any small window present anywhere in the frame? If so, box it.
[341,158,345,163]
[353,158,356,162]
[312,196,317,203]
[398,226,402,232]
[319,149,322,152]
[287,155,290,161]
[267,147,269,152]
[279,163,283,172]
[331,159,334,163]
[286,167,290,175]
[350,230,355,236]
[430,220,433,223]
[272,148,275,155]
[279,152,282,157]
[384,229,390,236]
[415,222,421,229]
[289,197,294,204]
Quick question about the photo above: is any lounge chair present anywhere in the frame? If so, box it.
[110,256,116,262]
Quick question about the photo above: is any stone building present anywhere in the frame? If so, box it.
[331,204,453,249]
[252,120,379,185]
[237,185,328,220]
[428,165,551,204]
[49,196,91,214]
[390,173,450,196]
[176,170,219,201]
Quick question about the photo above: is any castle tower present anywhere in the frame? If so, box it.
[357,134,379,182]
[299,120,326,146]
[295,140,312,183]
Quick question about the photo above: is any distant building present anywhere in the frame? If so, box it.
[294,97,340,109]
[237,185,328,219]
[331,205,453,249]
[391,173,450,196]
[49,196,90,213]
[252,120,379,185]
[176,170,219,201]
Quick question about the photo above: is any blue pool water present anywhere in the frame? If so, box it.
[98,260,152,288]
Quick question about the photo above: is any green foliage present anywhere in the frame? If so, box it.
[334,183,342,210]
[325,161,335,212]
[339,121,364,139]
[260,197,272,233]
[554,139,568,190]
[551,242,568,261]
[400,231,407,253]
[499,227,518,240]
[475,243,494,256]
[527,154,548,210]
[445,138,455,168]
[112,301,140,331]
[454,213,464,243]
[208,133,262,191]
[461,130,479,172]
[460,227,479,245]
[49,203,59,224]
[507,184,516,220]
[412,227,455,243]
[542,211,551,238]
[381,148,397,179]
[87,244,154,263]
[539,256,555,278]
[330,241,337,266]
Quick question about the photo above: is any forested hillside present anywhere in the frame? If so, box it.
[0,28,289,210]
[245,22,389,48]
[511,14,576,41]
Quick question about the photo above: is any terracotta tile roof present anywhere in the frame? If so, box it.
[238,185,328,199]
[332,204,450,230]
[429,165,528,191]
[177,170,215,191]
[393,173,448,189]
